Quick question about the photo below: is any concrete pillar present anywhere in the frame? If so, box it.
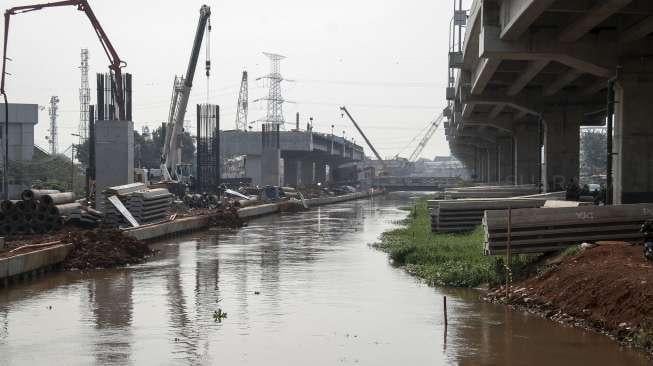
[260,149,281,186]
[245,155,262,186]
[614,71,653,203]
[300,159,314,186]
[513,123,540,186]
[487,147,498,183]
[498,137,513,184]
[479,148,488,182]
[95,120,134,209]
[283,158,300,186]
[315,160,327,184]
[542,109,581,192]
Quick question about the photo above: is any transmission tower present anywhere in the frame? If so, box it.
[257,52,286,129]
[78,48,90,144]
[235,70,249,131]
[47,96,60,154]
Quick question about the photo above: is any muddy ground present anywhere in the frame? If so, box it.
[485,242,653,354]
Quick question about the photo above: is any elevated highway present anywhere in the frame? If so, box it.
[447,0,653,203]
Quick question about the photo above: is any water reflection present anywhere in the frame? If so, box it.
[0,194,648,365]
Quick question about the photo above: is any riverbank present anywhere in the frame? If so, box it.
[484,242,653,356]
[377,198,653,356]
[374,199,522,287]
[0,190,382,286]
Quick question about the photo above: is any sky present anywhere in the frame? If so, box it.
[1,0,466,160]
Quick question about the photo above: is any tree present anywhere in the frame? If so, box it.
[580,130,607,177]
[75,125,195,169]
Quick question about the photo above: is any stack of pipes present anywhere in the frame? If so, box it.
[0,189,80,236]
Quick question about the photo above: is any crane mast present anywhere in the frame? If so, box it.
[340,106,386,170]
[2,0,127,120]
[408,113,444,162]
[161,5,211,182]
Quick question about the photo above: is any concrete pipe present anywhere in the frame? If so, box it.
[53,203,82,217]
[21,189,60,201]
[42,192,76,206]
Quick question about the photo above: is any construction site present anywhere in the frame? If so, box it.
[1,0,653,365]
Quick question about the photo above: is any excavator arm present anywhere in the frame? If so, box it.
[2,0,127,120]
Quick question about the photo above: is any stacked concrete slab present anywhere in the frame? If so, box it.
[484,204,653,255]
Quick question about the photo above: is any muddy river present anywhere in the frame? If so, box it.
[0,193,648,365]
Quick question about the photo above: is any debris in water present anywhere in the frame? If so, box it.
[213,309,227,323]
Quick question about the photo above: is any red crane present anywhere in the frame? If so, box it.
[1,0,127,120]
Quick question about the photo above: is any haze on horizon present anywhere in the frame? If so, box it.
[1,0,465,160]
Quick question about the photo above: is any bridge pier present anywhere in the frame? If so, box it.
[487,147,498,183]
[513,122,540,186]
[498,137,513,184]
[299,159,314,186]
[614,70,653,203]
[283,158,301,186]
[542,109,581,192]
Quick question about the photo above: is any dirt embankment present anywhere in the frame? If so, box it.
[485,242,653,353]
[63,229,153,270]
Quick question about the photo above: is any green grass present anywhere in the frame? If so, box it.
[376,200,530,287]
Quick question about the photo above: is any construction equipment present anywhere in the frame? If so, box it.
[161,5,211,183]
[407,113,444,162]
[2,0,127,120]
[235,71,249,131]
[340,106,386,171]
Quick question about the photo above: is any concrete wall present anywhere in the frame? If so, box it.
[95,120,134,207]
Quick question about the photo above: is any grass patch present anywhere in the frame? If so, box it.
[375,200,531,287]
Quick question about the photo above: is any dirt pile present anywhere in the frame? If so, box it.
[63,229,153,270]
[485,242,653,351]
[209,208,245,228]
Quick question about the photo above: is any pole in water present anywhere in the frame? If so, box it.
[443,295,448,329]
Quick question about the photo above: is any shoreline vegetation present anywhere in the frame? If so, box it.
[375,199,530,287]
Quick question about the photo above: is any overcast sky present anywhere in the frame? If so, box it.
[2,0,467,160]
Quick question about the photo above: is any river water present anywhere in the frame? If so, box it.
[0,193,649,365]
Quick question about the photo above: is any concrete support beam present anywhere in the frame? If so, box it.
[300,159,314,186]
[542,109,582,192]
[500,0,557,41]
[507,60,549,96]
[559,0,633,42]
[543,69,583,96]
[621,16,653,43]
[498,137,514,183]
[480,25,615,77]
[471,58,501,95]
[488,104,505,120]
[613,70,653,203]
[581,79,608,96]
[487,147,499,183]
[513,122,540,186]
[283,158,300,186]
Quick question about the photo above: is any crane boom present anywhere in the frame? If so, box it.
[340,106,385,167]
[407,113,444,162]
[161,5,211,182]
[2,0,127,120]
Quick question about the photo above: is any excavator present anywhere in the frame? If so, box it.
[160,5,211,190]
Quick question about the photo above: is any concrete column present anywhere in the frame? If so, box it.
[487,147,498,183]
[479,148,488,182]
[283,158,300,187]
[260,149,281,186]
[300,159,314,186]
[497,137,513,184]
[614,72,653,203]
[542,109,581,192]
[315,160,327,184]
[513,123,540,185]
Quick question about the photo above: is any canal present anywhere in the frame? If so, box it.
[0,193,648,365]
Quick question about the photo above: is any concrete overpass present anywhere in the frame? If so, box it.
[447,0,653,203]
[220,129,364,186]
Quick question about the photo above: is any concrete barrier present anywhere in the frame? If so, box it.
[0,243,73,282]
[124,215,211,241]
